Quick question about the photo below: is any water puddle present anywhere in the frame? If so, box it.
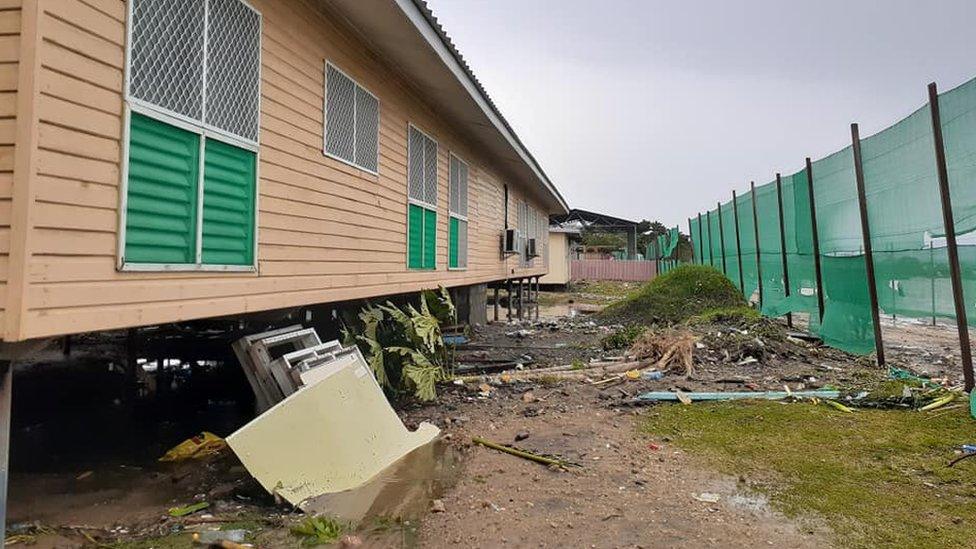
[536,303,602,319]
[726,492,771,514]
[301,439,463,544]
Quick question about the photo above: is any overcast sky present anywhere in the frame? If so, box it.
[426,0,976,228]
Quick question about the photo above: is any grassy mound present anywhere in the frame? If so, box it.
[601,265,746,325]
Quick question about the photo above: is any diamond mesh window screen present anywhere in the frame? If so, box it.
[354,86,378,172]
[423,136,438,205]
[326,65,356,164]
[129,0,206,121]
[408,126,425,203]
[205,0,261,142]
[459,162,469,217]
[325,64,379,172]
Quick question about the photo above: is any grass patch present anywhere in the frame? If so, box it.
[291,516,346,546]
[687,305,760,325]
[572,280,639,298]
[601,324,647,350]
[601,265,745,325]
[641,400,976,548]
[537,281,640,307]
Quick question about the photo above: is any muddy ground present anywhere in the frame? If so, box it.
[5,284,970,548]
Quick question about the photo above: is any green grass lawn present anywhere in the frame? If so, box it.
[641,401,976,549]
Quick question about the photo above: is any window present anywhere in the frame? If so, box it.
[449,154,469,269]
[407,125,437,269]
[122,0,261,270]
[324,63,379,173]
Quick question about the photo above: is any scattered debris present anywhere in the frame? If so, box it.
[515,431,530,442]
[159,432,227,462]
[693,492,721,503]
[472,437,578,470]
[168,502,210,517]
[920,394,958,412]
[824,399,854,413]
[634,389,842,403]
[949,451,976,468]
[628,329,697,376]
[192,529,249,545]
[226,341,439,507]
[430,499,446,513]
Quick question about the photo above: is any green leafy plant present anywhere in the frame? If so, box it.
[291,516,345,546]
[600,324,647,350]
[342,287,454,401]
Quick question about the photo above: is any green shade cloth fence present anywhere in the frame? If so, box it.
[686,75,976,356]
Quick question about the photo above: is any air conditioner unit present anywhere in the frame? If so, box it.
[527,238,538,258]
[503,228,518,254]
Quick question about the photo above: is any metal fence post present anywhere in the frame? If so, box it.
[706,210,714,267]
[697,213,705,266]
[732,190,745,295]
[717,201,728,275]
[805,157,826,323]
[750,181,764,309]
[775,173,793,328]
[928,82,973,391]
[850,123,886,366]
[688,217,695,264]
[930,241,936,327]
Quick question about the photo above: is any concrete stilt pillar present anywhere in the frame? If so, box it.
[506,279,512,320]
[493,287,499,322]
[0,361,12,545]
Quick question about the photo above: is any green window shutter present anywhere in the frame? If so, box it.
[449,216,459,269]
[423,207,437,269]
[124,113,200,264]
[202,139,257,265]
[408,203,424,269]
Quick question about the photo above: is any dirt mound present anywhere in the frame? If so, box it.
[601,265,746,325]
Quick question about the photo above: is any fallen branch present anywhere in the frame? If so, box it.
[455,360,647,383]
[948,452,976,468]
[472,436,577,469]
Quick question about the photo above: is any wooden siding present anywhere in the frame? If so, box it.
[10,0,551,340]
[0,0,24,337]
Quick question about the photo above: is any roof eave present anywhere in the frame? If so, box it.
[396,0,569,213]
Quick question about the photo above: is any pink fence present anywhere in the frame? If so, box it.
[570,259,656,282]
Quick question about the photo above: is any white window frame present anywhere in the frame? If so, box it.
[448,152,469,271]
[323,61,380,176]
[406,122,438,269]
[118,0,262,272]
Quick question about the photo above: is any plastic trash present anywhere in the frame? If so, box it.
[159,432,227,462]
[193,530,247,544]
[642,370,664,381]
